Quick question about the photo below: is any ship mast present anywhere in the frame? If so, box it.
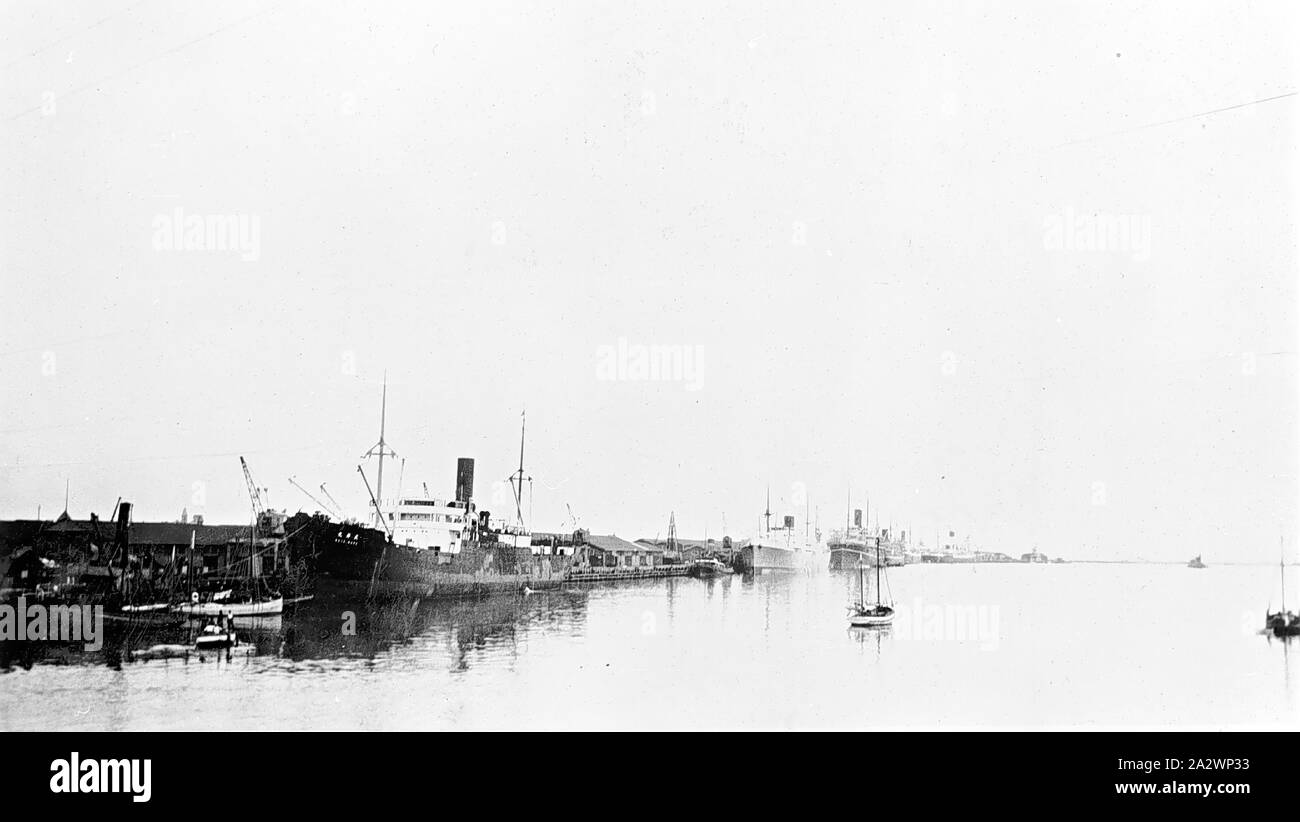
[764,485,771,534]
[845,486,851,535]
[361,373,398,530]
[509,410,530,529]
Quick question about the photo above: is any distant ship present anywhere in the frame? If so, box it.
[736,489,822,573]
[828,529,878,570]
[827,498,875,571]
[1187,555,1206,569]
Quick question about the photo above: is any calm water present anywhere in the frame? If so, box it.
[2,563,1297,730]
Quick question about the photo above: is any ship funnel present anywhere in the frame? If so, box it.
[783,515,795,529]
[853,509,862,527]
[115,501,132,563]
[456,458,475,503]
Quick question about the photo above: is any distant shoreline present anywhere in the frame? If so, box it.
[1062,560,1297,567]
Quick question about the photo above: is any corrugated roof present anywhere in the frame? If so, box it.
[129,522,251,546]
[635,538,718,551]
[0,518,252,548]
[583,534,663,553]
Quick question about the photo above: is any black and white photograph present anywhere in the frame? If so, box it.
[1,0,1297,786]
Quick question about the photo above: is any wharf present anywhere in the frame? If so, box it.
[564,565,692,583]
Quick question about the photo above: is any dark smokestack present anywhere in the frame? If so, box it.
[783,515,795,529]
[456,458,475,503]
[115,501,131,570]
[853,508,862,527]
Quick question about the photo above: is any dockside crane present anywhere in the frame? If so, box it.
[288,476,339,518]
[240,456,267,526]
[357,465,391,538]
[320,483,344,519]
[240,455,274,576]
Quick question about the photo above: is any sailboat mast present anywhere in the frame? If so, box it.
[1283,536,1287,614]
[875,542,882,606]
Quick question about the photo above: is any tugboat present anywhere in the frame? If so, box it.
[1187,555,1207,569]
[847,542,894,627]
[688,557,733,578]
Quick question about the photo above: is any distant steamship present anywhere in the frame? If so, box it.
[736,489,823,573]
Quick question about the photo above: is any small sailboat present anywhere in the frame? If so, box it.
[1265,540,1299,637]
[120,601,172,612]
[847,542,894,627]
[176,594,284,617]
[1187,555,1206,569]
[174,490,283,618]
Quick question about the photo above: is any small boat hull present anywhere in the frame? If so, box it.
[848,607,895,627]
[195,633,237,649]
[688,561,733,578]
[120,602,172,613]
[1265,612,1300,637]
[175,597,284,617]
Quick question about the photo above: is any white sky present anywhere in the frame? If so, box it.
[1,1,1296,561]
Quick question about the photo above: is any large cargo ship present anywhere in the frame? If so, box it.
[286,389,572,597]
[286,509,571,598]
[827,505,877,570]
[736,493,823,573]
[828,534,878,570]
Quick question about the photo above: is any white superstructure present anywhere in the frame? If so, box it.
[383,496,473,554]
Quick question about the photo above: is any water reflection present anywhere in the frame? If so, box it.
[2,565,1297,730]
[0,586,598,674]
[847,625,891,659]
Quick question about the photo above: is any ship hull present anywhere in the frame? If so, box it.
[828,546,873,570]
[738,544,816,573]
[290,516,572,598]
